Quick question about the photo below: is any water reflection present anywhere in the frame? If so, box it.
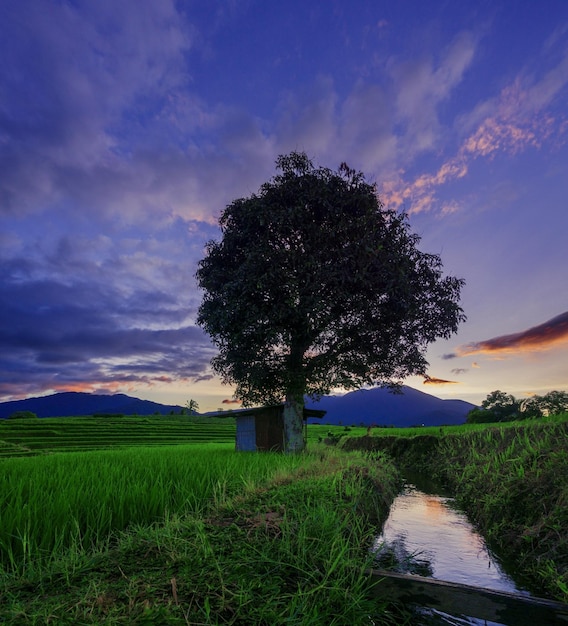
[373,482,523,593]
[373,480,533,625]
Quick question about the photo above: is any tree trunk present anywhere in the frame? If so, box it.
[284,341,308,453]
[283,393,305,453]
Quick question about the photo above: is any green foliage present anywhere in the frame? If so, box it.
[196,151,465,451]
[466,390,519,423]
[466,407,496,424]
[185,398,199,415]
[482,390,520,420]
[7,410,38,420]
[540,390,568,415]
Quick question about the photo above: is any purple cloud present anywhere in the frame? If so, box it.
[457,311,568,357]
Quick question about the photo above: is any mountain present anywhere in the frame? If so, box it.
[305,386,477,427]
[0,387,477,426]
[0,392,183,418]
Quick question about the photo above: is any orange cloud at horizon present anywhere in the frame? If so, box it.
[51,381,129,395]
[423,376,459,385]
[457,311,568,357]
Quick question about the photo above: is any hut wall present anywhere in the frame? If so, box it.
[233,405,321,452]
[255,407,284,452]
[235,414,256,451]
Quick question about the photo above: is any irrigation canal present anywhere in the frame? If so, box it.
[371,473,568,625]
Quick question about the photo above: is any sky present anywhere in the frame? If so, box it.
[1,0,567,412]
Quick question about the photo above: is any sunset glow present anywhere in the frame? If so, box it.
[1,1,567,410]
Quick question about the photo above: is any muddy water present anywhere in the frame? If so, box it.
[373,475,534,625]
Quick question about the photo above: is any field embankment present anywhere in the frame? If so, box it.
[0,444,401,624]
[343,415,568,602]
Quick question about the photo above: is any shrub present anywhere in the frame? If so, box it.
[8,410,38,420]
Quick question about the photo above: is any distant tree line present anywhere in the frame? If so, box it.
[467,390,568,423]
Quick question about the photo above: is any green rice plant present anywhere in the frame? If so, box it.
[422,420,568,601]
[0,444,318,577]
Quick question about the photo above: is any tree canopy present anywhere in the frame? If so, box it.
[467,389,568,423]
[196,152,466,451]
[522,390,568,417]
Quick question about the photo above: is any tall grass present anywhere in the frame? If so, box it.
[433,419,568,601]
[0,443,315,577]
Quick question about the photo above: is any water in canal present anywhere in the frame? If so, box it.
[373,474,535,625]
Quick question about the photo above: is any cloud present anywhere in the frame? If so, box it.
[451,368,468,375]
[222,398,241,405]
[382,43,568,214]
[457,311,568,357]
[0,243,217,401]
[423,376,459,385]
[391,31,476,157]
[273,32,478,177]
[0,1,286,402]
[460,81,557,159]
[0,1,282,229]
[0,8,483,229]
[0,0,193,218]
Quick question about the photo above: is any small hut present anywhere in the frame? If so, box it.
[211,405,325,451]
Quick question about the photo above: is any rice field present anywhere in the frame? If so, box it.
[0,414,370,575]
[0,415,237,457]
[363,412,568,437]
[0,413,363,456]
[0,441,321,578]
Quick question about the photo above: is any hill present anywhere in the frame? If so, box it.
[306,386,476,427]
[0,387,477,426]
[0,392,183,418]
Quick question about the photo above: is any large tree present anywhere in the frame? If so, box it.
[196,152,466,452]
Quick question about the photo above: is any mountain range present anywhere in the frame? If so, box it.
[306,386,477,427]
[0,387,477,426]
[0,392,182,419]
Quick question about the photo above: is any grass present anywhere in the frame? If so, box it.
[0,445,403,625]
[344,412,568,438]
[5,411,566,620]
